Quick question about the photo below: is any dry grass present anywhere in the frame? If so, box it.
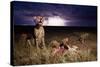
[13,32,97,65]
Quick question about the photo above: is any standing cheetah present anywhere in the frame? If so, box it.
[33,16,45,49]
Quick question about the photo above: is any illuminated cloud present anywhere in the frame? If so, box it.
[43,16,70,26]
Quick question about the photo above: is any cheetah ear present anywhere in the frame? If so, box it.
[33,16,37,20]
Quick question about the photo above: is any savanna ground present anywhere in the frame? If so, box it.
[12,26,97,66]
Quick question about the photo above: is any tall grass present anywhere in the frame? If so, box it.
[13,44,97,65]
[13,32,97,65]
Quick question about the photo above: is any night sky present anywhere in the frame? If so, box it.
[12,1,97,27]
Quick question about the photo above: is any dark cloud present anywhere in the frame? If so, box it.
[12,1,97,27]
